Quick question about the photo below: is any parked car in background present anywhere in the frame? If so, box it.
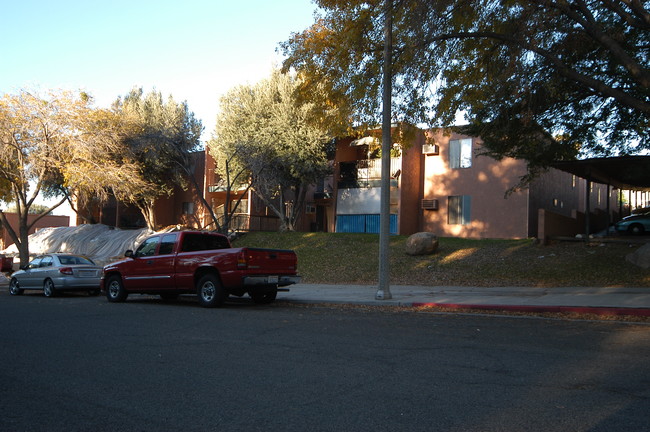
[614,212,650,235]
[9,254,102,297]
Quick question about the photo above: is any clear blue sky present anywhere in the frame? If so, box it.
[1,0,318,142]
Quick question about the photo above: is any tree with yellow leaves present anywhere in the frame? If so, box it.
[0,89,149,265]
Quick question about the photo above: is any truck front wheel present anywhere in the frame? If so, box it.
[196,274,225,308]
[106,275,128,303]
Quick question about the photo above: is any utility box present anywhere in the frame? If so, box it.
[1,255,14,272]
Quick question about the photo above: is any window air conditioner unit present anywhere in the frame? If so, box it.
[421,199,439,210]
[422,144,439,155]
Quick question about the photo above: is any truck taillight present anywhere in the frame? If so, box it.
[59,267,74,275]
[237,251,247,269]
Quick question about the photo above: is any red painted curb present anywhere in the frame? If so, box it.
[411,302,650,317]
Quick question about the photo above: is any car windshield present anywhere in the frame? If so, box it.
[27,257,42,269]
[58,255,95,265]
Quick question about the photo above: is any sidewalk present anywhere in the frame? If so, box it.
[279,284,650,317]
[3,272,648,317]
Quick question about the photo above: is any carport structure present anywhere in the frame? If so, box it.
[552,156,650,236]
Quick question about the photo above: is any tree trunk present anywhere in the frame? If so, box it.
[0,211,34,268]
[289,184,308,231]
[252,188,294,232]
[17,223,30,268]
[177,160,222,232]
[136,200,157,230]
[280,217,295,232]
[0,196,67,267]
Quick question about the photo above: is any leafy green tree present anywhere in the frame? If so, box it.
[281,0,649,172]
[112,88,203,229]
[210,70,335,231]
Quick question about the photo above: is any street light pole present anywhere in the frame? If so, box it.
[376,0,393,300]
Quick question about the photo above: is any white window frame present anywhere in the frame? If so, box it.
[448,195,471,225]
[182,202,195,215]
[449,138,473,169]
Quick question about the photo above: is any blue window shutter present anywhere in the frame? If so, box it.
[462,195,471,224]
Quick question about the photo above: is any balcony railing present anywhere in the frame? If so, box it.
[338,179,400,189]
[207,183,249,193]
[357,158,401,178]
[338,158,401,189]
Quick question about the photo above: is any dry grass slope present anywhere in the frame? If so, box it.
[232,232,650,288]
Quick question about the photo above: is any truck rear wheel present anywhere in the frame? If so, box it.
[196,274,225,308]
[249,285,278,304]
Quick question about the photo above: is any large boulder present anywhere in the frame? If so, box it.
[626,243,650,269]
[405,232,439,256]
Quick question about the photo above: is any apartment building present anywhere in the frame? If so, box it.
[309,128,619,239]
[82,132,624,241]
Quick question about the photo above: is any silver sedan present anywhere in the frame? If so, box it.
[9,254,102,297]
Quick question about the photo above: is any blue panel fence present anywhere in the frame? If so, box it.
[336,214,397,234]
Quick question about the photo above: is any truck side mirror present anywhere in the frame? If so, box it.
[124,250,134,258]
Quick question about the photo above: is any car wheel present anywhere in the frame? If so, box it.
[629,224,645,235]
[196,274,225,308]
[9,278,23,296]
[106,275,128,302]
[43,279,57,297]
[249,285,278,304]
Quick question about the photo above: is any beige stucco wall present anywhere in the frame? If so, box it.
[420,130,530,239]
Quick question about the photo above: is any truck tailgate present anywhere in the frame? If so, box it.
[242,248,298,274]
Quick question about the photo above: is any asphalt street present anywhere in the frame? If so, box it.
[1,291,649,431]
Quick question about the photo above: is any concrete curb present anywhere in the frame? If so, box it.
[281,298,650,317]
[410,302,650,317]
[279,284,650,318]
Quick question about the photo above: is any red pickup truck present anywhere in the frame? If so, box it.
[101,231,301,307]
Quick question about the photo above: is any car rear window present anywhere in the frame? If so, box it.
[59,255,95,265]
[180,233,230,252]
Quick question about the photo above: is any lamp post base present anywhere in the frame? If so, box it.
[375,289,392,300]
